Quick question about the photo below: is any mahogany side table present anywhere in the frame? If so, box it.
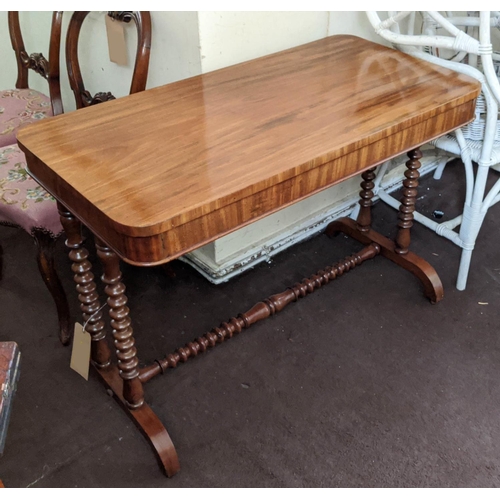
[17,35,480,477]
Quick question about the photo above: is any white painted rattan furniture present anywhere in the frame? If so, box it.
[366,11,500,290]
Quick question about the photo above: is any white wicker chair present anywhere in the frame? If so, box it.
[365,11,500,290]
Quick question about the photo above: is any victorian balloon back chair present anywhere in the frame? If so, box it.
[65,11,152,108]
[366,11,500,290]
[1,12,63,147]
[0,11,70,344]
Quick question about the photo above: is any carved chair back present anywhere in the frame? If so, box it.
[65,11,152,109]
[8,11,64,115]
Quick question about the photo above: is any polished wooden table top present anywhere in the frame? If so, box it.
[18,35,480,265]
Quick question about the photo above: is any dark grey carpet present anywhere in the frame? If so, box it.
[0,162,499,487]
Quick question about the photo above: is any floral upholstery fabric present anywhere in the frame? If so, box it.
[0,89,52,148]
[0,144,62,236]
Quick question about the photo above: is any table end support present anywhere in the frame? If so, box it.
[93,363,181,478]
[325,217,443,304]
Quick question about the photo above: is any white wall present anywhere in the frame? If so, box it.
[328,11,386,42]
[198,11,330,72]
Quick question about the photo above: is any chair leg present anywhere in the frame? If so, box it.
[33,229,71,346]
[455,203,485,291]
[456,248,473,291]
[432,156,454,180]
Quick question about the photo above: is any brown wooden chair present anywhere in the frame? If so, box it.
[1,12,63,147]
[66,11,151,107]
[0,12,71,345]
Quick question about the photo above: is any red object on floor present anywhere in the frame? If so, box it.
[0,342,21,457]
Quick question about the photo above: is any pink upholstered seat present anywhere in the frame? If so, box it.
[0,143,62,236]
[0,12,70,347]
[0,89,53,148]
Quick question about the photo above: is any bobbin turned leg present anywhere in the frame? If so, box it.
[395,148,422,254]
[325,155,443,304]
[57,202,111,366]
[357,166,377,233]
[93,236,180,477]
[95,237,143,408]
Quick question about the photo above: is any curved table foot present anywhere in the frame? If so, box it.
[93,363,180,477]
[326,217,443,304]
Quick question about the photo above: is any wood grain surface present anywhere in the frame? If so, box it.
[18,35,480,265]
